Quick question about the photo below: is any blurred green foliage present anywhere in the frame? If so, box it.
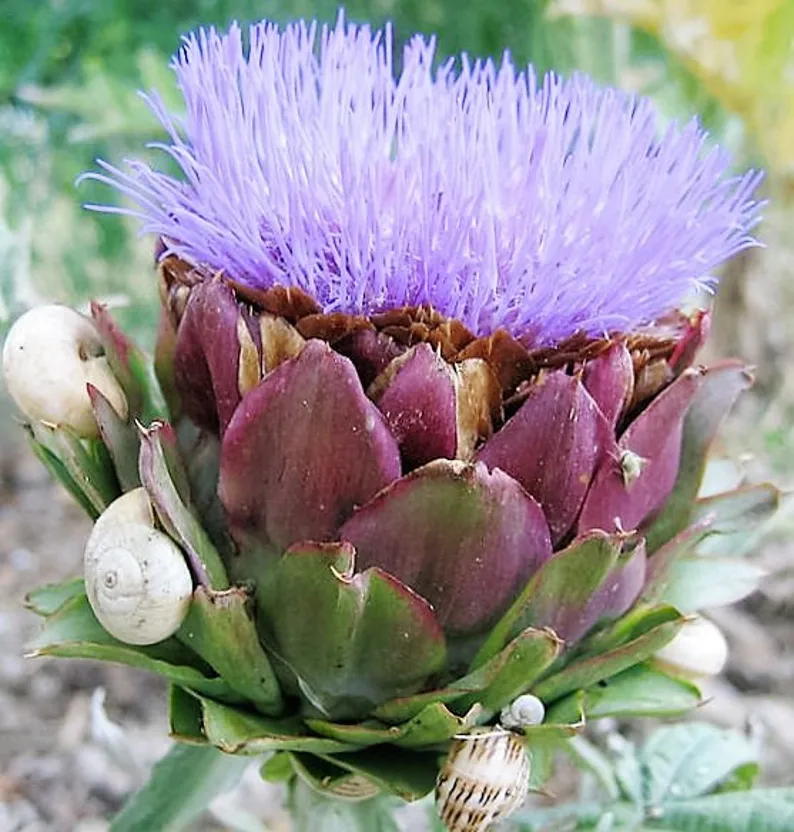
[551,0,794,178]
[0,0,737,344]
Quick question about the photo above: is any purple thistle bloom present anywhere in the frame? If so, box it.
[83,15,763,344]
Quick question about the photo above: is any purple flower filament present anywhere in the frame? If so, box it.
[82,15,763,344]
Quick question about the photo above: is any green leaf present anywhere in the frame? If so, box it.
[289,762,401,827]
[110,743,248,832]
[25,430,99,518]
[392,703,470,749]
[168,685,206,744]
[526,735,560,792]
[178,585,282,714]
[138,423,229,589]
[715,763,761,794]
[519,698,586,790]
[194,695,355,755]
[25,577,85,616]
[613,735,645,807]
[91,301,169,424]
[292,787,395,829]
[692,484,782,538]
[547,664,701,724]
[646,789,794,832]
[455,627,563,718]
[657,557,764,613]
[152,417,194,502]
[256,542,446,721]
[524,719,585,744]
[372,686,480,725]
[307,701,465,750]
[514,780,794,830]
[578,604,683,658]
[474,531,623,667]
[532,617,684,703]
[26,422,119,518]
[297,746,440,802]
[27,593,236,701]
[563,736,621,800]
[642,723,759,806]
[259,753,295,783]
[645,362,753,553]
[89,385,141,490]
[642,524,714,607]
[512,801,643,831]
[290,754,382,803]
[373,628,559,724]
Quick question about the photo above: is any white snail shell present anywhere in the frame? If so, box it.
[654,615,728,679]
[2,304,128,438]
[85,491,192,645]
[500,694,545,731]
[436,729,529,832]
[93,487,155,535]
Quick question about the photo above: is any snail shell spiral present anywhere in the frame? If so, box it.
[436,728,529,832]
[500,693,545,731]
[84,521,193,645]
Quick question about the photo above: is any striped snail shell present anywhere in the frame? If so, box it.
[323,774,381,802]
[436,728,529,832]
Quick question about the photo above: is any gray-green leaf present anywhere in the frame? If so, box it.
[110,744,249,832]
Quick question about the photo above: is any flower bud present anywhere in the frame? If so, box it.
[654,615,729,679]
[2,305,128,438]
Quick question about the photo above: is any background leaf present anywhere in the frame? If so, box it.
[110,743,249,832]
[550,0,794,175]
[290,777,400,832]
[656,556,765,612]
[645,788,794,832]
[641,723,760,806]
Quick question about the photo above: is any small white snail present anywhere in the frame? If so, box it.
[2,304,128,438]
[654,615,729,679]
[500,693,545,731]
[436,728,529,832]
[85,489,193,645]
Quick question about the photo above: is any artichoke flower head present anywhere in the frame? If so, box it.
[13,13,774,825]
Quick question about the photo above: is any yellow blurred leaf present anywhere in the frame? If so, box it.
[549,0,794,174]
